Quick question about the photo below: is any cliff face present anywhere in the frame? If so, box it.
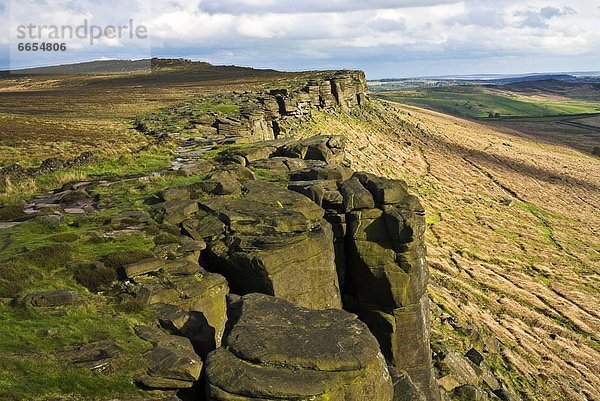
[135,71,438,400]
[214,71,368,141]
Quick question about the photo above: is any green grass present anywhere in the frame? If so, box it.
[0,302,150,354]
[0,357,143,401]
[0,301,154,400]
[375,86,600,119]
[249,167,289,186]
[0,173,172,399]
[0,143,177,206]
[0,200,160,397]
[0,158,219,297]
[0,219,156,297]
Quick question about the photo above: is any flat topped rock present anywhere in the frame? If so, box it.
[226,293,378,372]
[201,178,340,310]
[23,290,77,307]
[205,293,393,401]
[243,180,325,222]
[199,180,325,235]
[201,197,312,235]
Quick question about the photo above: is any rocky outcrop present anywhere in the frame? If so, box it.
[213,71,367,141]
[336,173,438,400]
[2,70,443,400]
[281,155,439,399]
[201,180,342,310]
[205,293,393,401]
[168,131,438,399]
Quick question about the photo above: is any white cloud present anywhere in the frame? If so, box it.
[513,6,577,28]
[198,0,459,15]
[144,1,599,55]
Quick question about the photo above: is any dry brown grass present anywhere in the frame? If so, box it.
[0,64,299,168]
[295,101,600,401]
[577,115,600,128]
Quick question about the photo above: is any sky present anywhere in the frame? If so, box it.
[0,0,599,78]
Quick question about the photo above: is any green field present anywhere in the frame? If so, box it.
[374,86,600,119]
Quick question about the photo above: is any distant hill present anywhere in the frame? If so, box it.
[490,74,580,85]
[498,79,600,96]
[369,73,600,91]
[0,58,280,77]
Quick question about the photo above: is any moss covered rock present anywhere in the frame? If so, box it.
[201,181,341,310]
[205,293,393,401]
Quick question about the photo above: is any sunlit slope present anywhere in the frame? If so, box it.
[294,101,599,401]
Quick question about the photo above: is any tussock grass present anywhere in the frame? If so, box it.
[0,145,175,205]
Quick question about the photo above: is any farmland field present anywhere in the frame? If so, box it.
[373,85,600,119]
[373,81,600,154]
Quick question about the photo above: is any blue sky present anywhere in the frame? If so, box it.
[1,0,599,78]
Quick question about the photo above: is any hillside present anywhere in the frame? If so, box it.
[0,63,598,401]
[0,59,293,172]
[293,101,600,401]
[372,84,600,119]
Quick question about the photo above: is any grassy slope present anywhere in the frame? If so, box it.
[294,102,600,401]
[0,63,292,169]
[374,85,600,119]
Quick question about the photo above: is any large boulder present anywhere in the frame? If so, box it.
[129,260,229,355]
[135,326,202,389]
[205,293,393,401]
[202,181,341,310]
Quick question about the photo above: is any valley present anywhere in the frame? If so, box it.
[372,80,600,155]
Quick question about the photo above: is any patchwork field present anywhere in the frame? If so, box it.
[373,84,600,119]
[372,81,600,155]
